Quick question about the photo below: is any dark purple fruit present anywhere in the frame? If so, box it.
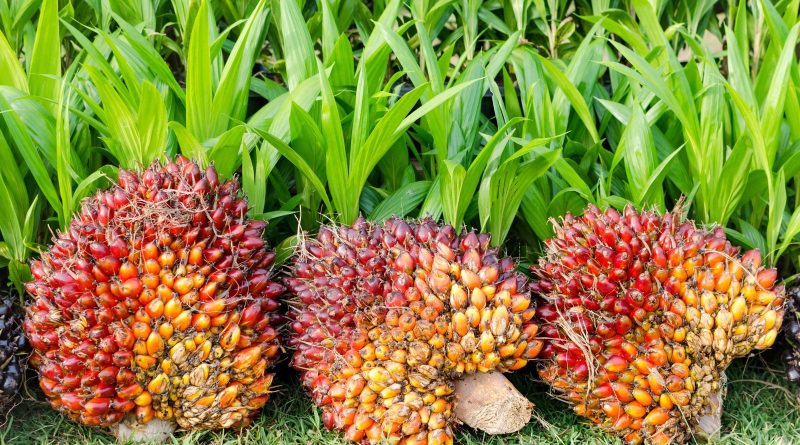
[788,367,800,383]
[789,321,800,339]
[781,286,800,391]
[0,286,26,410]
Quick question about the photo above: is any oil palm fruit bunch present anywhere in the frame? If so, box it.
[286,217,541,444]
[0,286,27,410]
[532,204,784,445]
[23,156,282,438]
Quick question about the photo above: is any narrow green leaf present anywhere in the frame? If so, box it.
[212,0,269,134]
[55,85,72,229]
[0,93,61,214]
[396,79,481,136]
[760,23,800,163]
[441,160,466,227]
[725,83,772,192]
[169,122,206,164]
[375,21,427,88]
[318,61,349,221]
[73,166,117,210]
[350,66,370,161]
[553,158,594,202]
[767,169,786,262]
[86,67,140,168]
[369,181,432,222]
[638,147,683,211]
[0,118,28,214]
[614,103,662,209]
[538,37,602,142]
[249,126,333,212]
[137,81,168,166]
[0,31,26,90]
[208,125,246,179]
[777,203,800,260]
[28,0,61,111]
[186,0,213,142]
[273,235,298,268]
[280,0,316,89]
[0,175,23,261]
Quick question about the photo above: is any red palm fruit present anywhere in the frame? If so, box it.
[286,217,538,444]
[533,204,784,444]
[24,157,283,433]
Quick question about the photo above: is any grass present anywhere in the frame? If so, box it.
[3,352,800,445]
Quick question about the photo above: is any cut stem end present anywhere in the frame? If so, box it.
[110,418,177,443]
[453,371,533,435]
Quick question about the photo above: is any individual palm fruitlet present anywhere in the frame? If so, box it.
[532,204,784,444]
[24,157,282,433]
[286,217,541,444]
[0,287,27,410]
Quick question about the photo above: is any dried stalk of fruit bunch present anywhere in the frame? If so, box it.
[0,286,27,411]
[23,156,282,441]
[532,204,784,445]
[286,217,542,444]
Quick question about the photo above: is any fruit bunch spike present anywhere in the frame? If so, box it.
[24,156,283,432]
[286,217,541,444]
[532,204,784,445]
[0,287,27,410]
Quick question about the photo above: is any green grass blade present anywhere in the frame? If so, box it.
[419,176,444,220]
[241,137,271,216]
[554,158,594,202]
[457,118,522,223]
